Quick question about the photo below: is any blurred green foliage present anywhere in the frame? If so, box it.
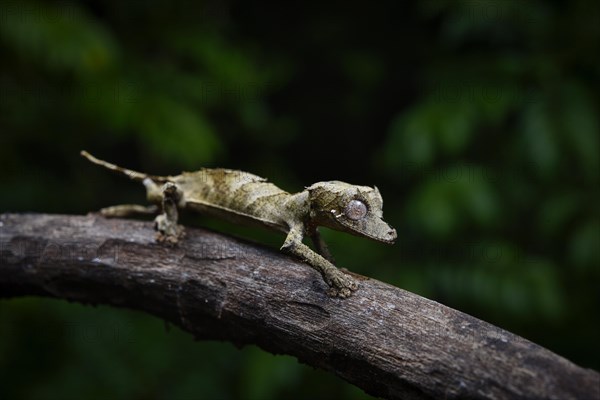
[1,0,598,399]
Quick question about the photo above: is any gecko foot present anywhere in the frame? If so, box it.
[324,269,359,298]
[154,214,185,245]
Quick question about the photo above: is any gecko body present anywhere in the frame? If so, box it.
[81,151,396,297]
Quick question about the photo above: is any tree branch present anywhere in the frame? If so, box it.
[0,213,598,400]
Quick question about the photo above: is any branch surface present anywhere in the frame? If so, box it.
[0,213,598,400]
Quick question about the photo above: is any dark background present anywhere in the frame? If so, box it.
[1,1,598,399]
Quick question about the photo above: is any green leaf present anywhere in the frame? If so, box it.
[136,96,221,166]
[0,1,116,75]
[436,102,475,155]
[520,102,558,179]
[406,180,458,237]
[568,219,600,272]
[384,108,435,170]
[560,83,600,182]
[537,193,581,238]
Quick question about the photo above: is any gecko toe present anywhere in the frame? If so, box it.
[325,269,359,298]
[326,286,353,298]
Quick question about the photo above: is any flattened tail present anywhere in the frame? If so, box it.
[80,150,171,183]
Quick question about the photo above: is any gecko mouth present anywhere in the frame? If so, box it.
[343,221,397,244]
[362,229,397,244]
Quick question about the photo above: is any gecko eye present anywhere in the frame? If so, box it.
[344,199,367,220]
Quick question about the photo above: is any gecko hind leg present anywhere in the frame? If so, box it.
[154,182,185,245]
[100,204,159,217]
[98,178,163,218]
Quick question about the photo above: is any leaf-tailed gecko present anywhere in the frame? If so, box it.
[81,151,396,298]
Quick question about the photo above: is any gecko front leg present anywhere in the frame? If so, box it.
[154,182,185,245]
[281,226,358,298]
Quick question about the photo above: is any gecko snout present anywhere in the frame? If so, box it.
[386,228,397,242]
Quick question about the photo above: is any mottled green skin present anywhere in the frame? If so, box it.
[80,151,396,298]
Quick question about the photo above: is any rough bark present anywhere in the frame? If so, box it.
[0,213,598,400]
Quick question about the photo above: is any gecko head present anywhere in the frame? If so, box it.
[307,181,396,244]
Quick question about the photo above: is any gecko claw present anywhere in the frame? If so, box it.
[327,287,354,298]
